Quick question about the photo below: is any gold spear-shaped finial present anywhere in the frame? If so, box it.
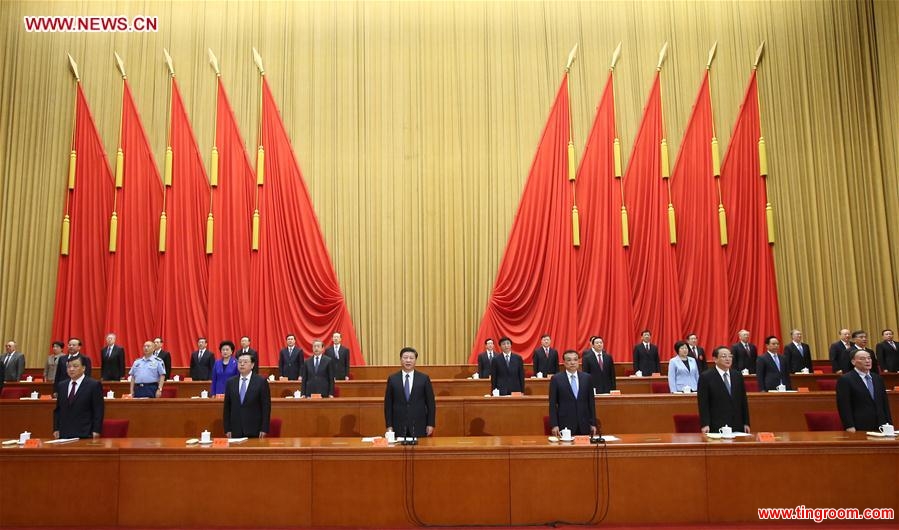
[114,51,126,79]
[253,47,265,76]
[208,48,221,77]
[609,42,622,71]
[163,48,175,77]
[565,43,578,72]
[656,42,669,70]
[753,41,766,70]
[67,53,80,82]
[706,41,718,69]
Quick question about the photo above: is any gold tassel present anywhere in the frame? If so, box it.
[158,212,167,252]
[115,148,124,188]
[668,203,677,244]
[109,212,118,252]
[256,146,265,186]
[206,213,214,254]
[613,138,622,178]
[718,204,728,246]
[711,137,721,177]
[68,150,77,190]
[164,146,173,187]
[571,206,580,247]
[766,202,775,243]
[60,215,71,256]
[621,206,630,247]
[252,209,260,250]
[568,141,576,181]
[758,136,768,177]
[210,146,219,187]
[660,139,670,178]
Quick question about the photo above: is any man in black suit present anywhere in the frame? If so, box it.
[53,356,104,439]
[100,333,126,381]
[756,336,792,391]
[848,330,880,374]
[54,338,92,393]
[829,328,853,374]
[783,329,813,374]
[301,340,334,397]
[189,337,215,381]
[698,346,751,433]
[875,329,899,373]
[238,336,260,375]
[152,337,172,379]
[223,352,271,438]
[731,329,758,374]
[632,330,660,376]
[686,333,707,372]
[476,338,497,378]
[384,347,436,437]
[836,349,892,432]
[3,341,25,382]
[582,336,616,394]
[549,350,597,436]
[278,334,303,380]
[326,332,351,381]
[531,334,559,377]
[491,337,525,395]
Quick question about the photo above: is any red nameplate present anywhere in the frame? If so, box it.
[310,393,323,399]
[214,394,224,399]
[39,394,52,400]
[573,435,590,445]
[893,386,899,392]
[278,376,287,381]
[510,391,524,397]
[122,394,133,399]
[183,377,193,382]
[757,432,776,442]
[24,439,42,448]
[609,390,621,396]
[212,438,229,447]
[797,387,810,393]
[813,370,823,374]
[372,438,388,447]
[651,372,661,377]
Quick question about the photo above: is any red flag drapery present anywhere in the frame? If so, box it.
[576,73,635,359]
[157,79,210,366]
[251,77,363,366]
[469,75,577,363]
[104,81,163,361]
[623,72,682,358]
[671,71,729,349]
[206,79,255,351]
[721,71,781,342]
[51,84,115,356]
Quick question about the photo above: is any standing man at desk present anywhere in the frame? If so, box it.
[491,337,524,395]
[632,330,660,376]
[582,336,616,394]
[756,336,792,391]
[301,340,334,397]
[152,337,172,380]
[783,329,813,374]
[327,332,351,381]
[278,334,303,381]
[531,334,559,377]
[548,350,596,436]
[189,337,215,381]
[224,352,271,438]
[238,336,260,375]
[732,329,758,374]
[836,349,892,432]
[53,356,103,439]
[53,338,92,393]
[130,341,166,398]
[384,347,436,437]
[698,346,750,434]
[100,333,126,381]
[476,338,497,379]
[3,341,25,382]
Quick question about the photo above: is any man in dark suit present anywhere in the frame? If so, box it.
[836,349,892,432]
[301,340,334,397]
[829,328,853,374]
[875,329,899,373]
[238,336,260,375]
[223,352,271,438]
[549,350,597,436]
[491,337,525,395]
[152,337,172,379]
[3,341,25,382]
[756,336,792,391]
[99,333,126,381]
[698,346,751,433]
[476,338,497,378]
[632,330,660,376]
[189,337,215,381]
[731,329,758,374]
[278,334,303,380]
[686,333,707,372]
[848,330,880,374]
[326,332,351,381]
[783,329,813,374]
[54,338,92,393]
[384,347,436,437]
[53,356,104,439]
[582,336,616,394]
[531,334,559,377]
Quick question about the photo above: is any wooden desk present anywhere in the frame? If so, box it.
[1,433,896,527]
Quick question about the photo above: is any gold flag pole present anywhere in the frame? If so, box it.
[206,48,221,255]
[609,42,628,248]
[706,42,728,246]
[61,53,80,255]
[110,51,127,253]
[251,47,265,251]
[565,43,580,247]
[753,42,774,243]
[656,42,676,245]
[159,49,175,253]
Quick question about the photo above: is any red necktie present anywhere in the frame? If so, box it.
[598,353,604,371]
[68,380,77,402]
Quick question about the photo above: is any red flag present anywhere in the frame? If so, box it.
[51,84,115,356]
[721,71,781,342]
[252,77,363,366]
[104,81,163,361]
[576,73,635,359]
[671,71,729,348]
[157,79,210,366]
[207,79,255,350]
[469,75,577,362]
[623,72,682,358]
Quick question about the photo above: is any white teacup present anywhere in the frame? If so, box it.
[19,431,31,444]
[718,425,733,438]
[536,372,543,379]
[560,428,572,441]
[879,424,895,436]
[200,390,209,399]
[682,386,692,394]
[776,384,787,392]
[25,376,33,382]
[293,390,302,399]
[472,373,480,379]
[385,430,396,443]
[106,390,115,399]
[173,375,180,382]
[801,368,810,374]
[268,375,275,382]
[741,369,749,376]
[200,430,211,443]
[491,388,500,397]
[634,370,643,377]
[30,391,40,399]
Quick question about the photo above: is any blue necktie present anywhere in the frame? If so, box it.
[570,373,578,398]
[865,374,874,400]
[404,373,411,401]
[723,372,732,395]
[314,356,319,373]
[772,354,780,371]
[239,377,248,404]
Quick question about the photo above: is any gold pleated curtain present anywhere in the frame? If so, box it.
[0,1,897,367]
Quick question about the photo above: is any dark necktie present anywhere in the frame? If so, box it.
[865,374,874,400]
[723,372,732,395]
[505,354,510,366]
[314,356,320,373]
[68,380,77,401]
[107,346,113,359]
[598,353,603,371]
[404,373,411,400]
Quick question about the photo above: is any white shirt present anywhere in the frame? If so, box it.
[402,370,415,393]
[793,341,803,352]
[68,373,86,396]
[715,366,730,379]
